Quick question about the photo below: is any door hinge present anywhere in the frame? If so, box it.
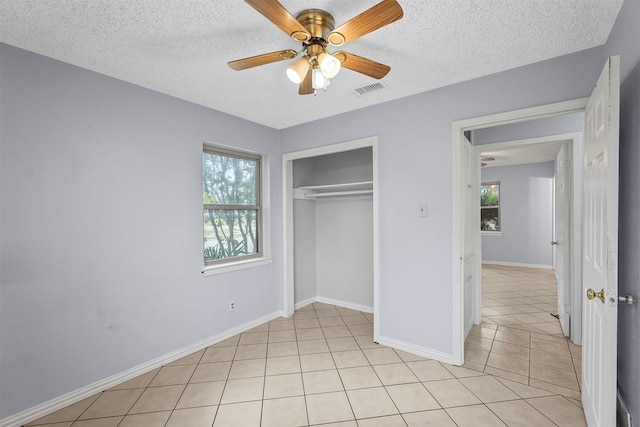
[564,159,571,169]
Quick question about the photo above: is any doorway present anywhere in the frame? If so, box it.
[474,132,581,340]
[452,98,588,365]
[455,57,620,426]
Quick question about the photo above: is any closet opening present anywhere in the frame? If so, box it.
[282,137,379,340]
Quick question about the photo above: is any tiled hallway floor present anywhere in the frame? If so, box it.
[27,267,585,426]
[463,265,582,405]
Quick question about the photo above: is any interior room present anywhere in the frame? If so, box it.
[1,1,639,426]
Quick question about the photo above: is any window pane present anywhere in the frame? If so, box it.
[203,153,257,206]
[204,209,258,261]
[480,183,499,207]
[481,207,500,231]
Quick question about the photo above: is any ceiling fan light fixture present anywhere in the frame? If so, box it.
[230,0,404,95]
[311,68,326,90]
[286,56,310,84]
[318,52,341,78]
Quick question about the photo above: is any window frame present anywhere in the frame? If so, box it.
[202,144,265,271]
[480,181,501,233]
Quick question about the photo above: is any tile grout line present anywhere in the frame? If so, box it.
[209,337,239,426]
[292,311,311,427]
[164,346,207,426]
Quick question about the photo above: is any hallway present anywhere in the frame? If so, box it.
[464,265,582,403]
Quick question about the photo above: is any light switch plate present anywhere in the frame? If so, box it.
[418,203,428,217]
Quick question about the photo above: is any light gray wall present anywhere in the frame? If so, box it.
[617,60,640,421]
[292,159,317,303]
[0,44,283,418]
[606,0,640,81]
[292,157,315,188]
[293,199,317,303]
[480,163,555,267]
[471,112,584,145]
[281,45,606,352]
[607,0,640,419]
[311,147,373,185]
[316,196,373,307]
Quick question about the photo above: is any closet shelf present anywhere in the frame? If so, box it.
[294,181,373,199]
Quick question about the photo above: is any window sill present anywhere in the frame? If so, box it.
[482,231,503,236]
[202,257,273,277]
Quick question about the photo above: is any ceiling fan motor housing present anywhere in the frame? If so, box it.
[295,9,334,40]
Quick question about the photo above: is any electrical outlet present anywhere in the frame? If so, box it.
[228,301,236,312]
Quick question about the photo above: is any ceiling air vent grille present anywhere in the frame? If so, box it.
[354,81,387,96]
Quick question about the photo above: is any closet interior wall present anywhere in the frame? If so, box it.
[292,147,374,311]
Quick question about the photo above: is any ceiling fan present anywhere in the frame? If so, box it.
[228,0,404,95]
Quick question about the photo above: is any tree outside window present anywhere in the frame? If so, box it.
[203,147,261,264]
[481,182,500,231]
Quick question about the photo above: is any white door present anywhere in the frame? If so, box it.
[462,135,479,337]
[555,144,571,336]
[582,56,620,427]
[463,255,474,337]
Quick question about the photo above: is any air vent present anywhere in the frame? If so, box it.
[354,81,387,96]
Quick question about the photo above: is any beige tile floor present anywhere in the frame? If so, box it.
[26,268,585,426]
[464,265,584,409]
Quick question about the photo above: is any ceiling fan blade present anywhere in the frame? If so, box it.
[245,0,311,42]
[228,49,297,71]
[298,69,314,95]
[334,51,390,79]
[326,0,403,46]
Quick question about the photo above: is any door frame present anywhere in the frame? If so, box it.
[452,98,588,365]
[282,136,380,340]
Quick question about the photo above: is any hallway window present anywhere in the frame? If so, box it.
[481,182,500,231]
[203,145,261,264]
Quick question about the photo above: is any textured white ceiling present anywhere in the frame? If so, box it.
[481,141,568,168]
[0,0,623,129]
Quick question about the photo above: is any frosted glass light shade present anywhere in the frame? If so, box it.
[286,57,309,84]
[318,52,341,78]
[311,68,325,89]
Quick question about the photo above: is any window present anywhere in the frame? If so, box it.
[203,146,261,265]
[481,182,500,232]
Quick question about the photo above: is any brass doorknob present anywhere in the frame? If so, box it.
[587,288,605,303]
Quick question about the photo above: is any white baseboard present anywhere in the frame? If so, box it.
[0,310,285,427]
[482,260,553,270]
[376,336,455,366]
[294,296,317,311]
[295,296,373,314]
